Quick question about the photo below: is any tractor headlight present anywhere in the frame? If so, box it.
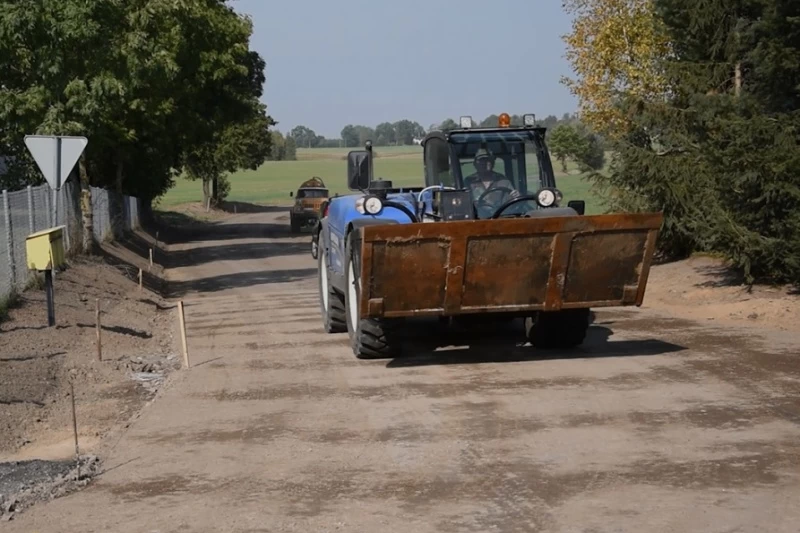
[537,189,556,207]
[356,195,383,215]
[365,196,383,215]
[536,188,563,207]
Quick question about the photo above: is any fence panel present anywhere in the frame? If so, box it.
[0,192,11,300]
[0,181,142,306]
[9,188,31,289]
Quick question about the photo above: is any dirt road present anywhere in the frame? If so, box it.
[6,209,800,532]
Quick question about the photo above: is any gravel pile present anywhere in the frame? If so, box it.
[0,455,102,522]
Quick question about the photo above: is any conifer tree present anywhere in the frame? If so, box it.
[593,0,800,283]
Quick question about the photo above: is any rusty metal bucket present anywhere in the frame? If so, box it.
[357,213,663,319]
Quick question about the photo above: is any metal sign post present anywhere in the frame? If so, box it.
[24,135,88,327]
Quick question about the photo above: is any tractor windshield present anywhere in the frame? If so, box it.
[423,129,556,219]
[297,189,328,199]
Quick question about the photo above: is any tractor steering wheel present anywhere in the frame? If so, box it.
[475,186,515,217]
[490,194,541,219]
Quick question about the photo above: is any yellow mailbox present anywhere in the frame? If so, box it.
[26,226,66,271]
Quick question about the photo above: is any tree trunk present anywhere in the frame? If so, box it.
[212,176,218,207]
[115,157,124,195]
[79,155,94,254]
[202,178,211,210]
[734,61,742,97]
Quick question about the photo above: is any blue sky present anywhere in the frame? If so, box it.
[230,0,578,138]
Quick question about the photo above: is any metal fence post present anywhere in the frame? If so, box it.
[45,188,52,228]
[61,187,71,251]
[3,190,16,289]
[52,188,58,228]
[27,185,35,234]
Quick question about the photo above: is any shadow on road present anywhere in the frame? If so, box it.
[180,222,299,243]
[385,319,687,368]
[167,268,317,297]
[220,201,289,214]
[158,222,300,244]
[167,241,310,268]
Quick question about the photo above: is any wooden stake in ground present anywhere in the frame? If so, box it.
[149,248,153,271]
[95,298,102,361]
[139,268,143,291]
[178,300,190,368]
[71,381,80,478]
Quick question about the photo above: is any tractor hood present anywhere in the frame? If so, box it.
[330,191,421,231]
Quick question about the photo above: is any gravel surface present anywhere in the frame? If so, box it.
[2,207,799,532]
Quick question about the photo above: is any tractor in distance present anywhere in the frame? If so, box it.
[315,112,664,359]
[289,176,329,233]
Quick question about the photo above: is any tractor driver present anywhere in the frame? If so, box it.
[465,148,519,208]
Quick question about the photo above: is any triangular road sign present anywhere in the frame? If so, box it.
[24,135,88,190]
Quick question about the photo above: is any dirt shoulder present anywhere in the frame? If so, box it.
[0,226,181,518]
[643,255,799,332]
[0,228,180,461]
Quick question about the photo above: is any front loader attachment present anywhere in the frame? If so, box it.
[357,213,663,319]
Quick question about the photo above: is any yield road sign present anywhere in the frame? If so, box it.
[24,135,88,190]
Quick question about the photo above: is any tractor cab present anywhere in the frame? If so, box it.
[421,113,567,220]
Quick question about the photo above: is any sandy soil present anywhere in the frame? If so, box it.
[644,255,799,331]
[2,205,799,531]
[0,228,181,516]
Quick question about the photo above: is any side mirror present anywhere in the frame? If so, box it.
[567,200,585,215]
[347,150,371,191]
[289,191,293,197]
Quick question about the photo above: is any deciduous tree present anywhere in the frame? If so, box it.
[561,0,671,139]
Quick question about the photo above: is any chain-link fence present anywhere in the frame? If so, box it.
[1,181,142,303]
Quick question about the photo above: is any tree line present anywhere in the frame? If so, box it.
[278,112,603,162]
[0,0,272,224]
[562,0,800,285]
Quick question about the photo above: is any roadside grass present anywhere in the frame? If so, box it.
[157,147,607,215]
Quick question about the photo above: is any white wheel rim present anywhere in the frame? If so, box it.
[348,256,358,328]
[320,248,329,310]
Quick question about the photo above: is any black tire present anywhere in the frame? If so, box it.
[310,231,320,259]
[344,230,401,359]
[525,308,590,349]
[318,240,346,333]
[290,215,300,233]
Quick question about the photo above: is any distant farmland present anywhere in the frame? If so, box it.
[157,145,605,215]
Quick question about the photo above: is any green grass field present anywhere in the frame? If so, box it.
[156,146,607,215]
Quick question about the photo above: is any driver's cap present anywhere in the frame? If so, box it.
[474,148,495,162]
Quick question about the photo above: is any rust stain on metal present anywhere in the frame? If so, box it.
[358,213,663,319]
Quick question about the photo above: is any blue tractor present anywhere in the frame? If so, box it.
[315,113,663,359]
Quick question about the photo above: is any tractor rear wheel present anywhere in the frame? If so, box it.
[318,241,346,333]
[525,308,590,349]
[344,230,401,359]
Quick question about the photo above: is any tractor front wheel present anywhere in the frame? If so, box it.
[525,308,590,349]
[318,241,346,333]
[344,230,401,359]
